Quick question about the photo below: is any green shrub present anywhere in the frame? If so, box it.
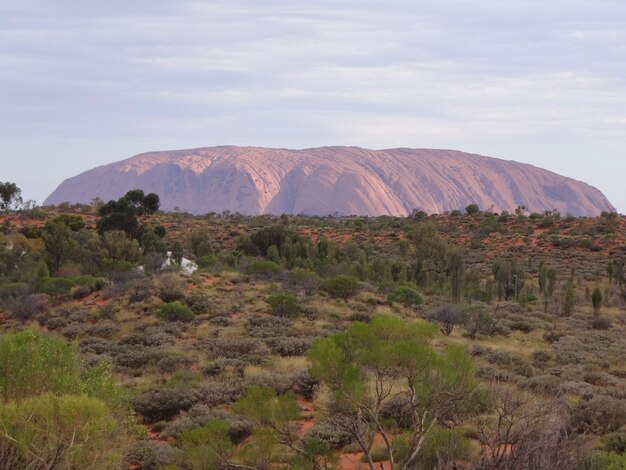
[34,276,75,295]
[0,393,121,469]
[266,292,300,317]
[322,275,361,301]
[197,254,220,269]
[387,285,422,306]
[0,330,80,400]
[160,302,195,322]
[247,259,282,276]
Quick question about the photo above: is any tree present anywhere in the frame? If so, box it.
[267,293,300,317]
[96,190,160,237]
[426,304,463,336]
[562,280,575,317]
[465,203,480,216]
[592,287,602,316]
[322,275,361,301]
[234,386,331,470]
[0,182,22,212]
[308,316,478,470]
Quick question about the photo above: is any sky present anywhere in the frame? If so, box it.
[1,0,625,211]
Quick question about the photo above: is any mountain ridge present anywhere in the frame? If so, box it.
[44,146,615,216]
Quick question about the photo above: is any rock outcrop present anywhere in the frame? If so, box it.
[45,146,614,216]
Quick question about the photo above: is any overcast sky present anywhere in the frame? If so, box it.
[1,0,625,211]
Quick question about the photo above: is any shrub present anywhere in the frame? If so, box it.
[0,330,80,400]
[425,304,462,335]
[7,293,49,322]
[247,259,282,276]
[157,273,185,302]
[203,358,247,378]
[197,254,220,269]
[322,275,361,301]
[132,388,197,422]
[387,285,422,307]
[265,337,311,356]
[266,292,300,317]
[157,355,196,374]
[160,302,195,322]
[0,393,121,469]
[572,396,626,434]
[305,417,356,449]
[592,316,612,330]
[34,276,75,296]
[125,440,178,470]
[508,321,534,333]
[293,368,318,400]
[184,290,214,315]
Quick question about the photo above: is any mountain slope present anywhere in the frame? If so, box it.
[44,146,615,216]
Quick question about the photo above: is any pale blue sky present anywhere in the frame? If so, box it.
[1,0,625,211]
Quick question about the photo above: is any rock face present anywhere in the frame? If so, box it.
[45,146,614,216]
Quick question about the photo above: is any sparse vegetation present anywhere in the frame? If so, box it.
[0,201,624,469]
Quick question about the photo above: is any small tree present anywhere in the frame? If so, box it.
[426,304,463,336]
[267,293,300,317]
[465,203,480,216]
[592,287,602,316]
[322,275,361,301]
[0,182,22,212]
[308,316,478,470]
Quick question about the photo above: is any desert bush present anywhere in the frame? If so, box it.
[266,292,300,317]
[265,337,311,356]
[0,330,80,400]
[592,316,612,330]
[119,331,175,347]
[184,290,214,315]
[164,405,253,443]
[476,365,516,383]
[79,336,114,355]
[125,439,178,470]
[195,378,247,408]
[247,259,282,276]
[387,285,423,307]
[206,337,270,360]
[132,387,197,422]
[508,320,534,333]
[7,293,49,321]
[417,426,472,470]
[425,304,463,335]
[305,417,357,449]
[293,368,318,399]
[525,375,562,395]
[34,276,75,295]
[197,254,220,269]
[245,316,296,338]
[203,358,247,378]
[157,354,196,374]
[0,393,121,469]
[380,393,414,429]
[84,321,120,338]
[157,273,185,302]
[160,302,195,322]
[571,396,626,434]
[603,431,626,454]
[246,372,294,395]
[463,307,494,339]
[208,315,232,326]
[322,275,361,301]
[532,350,552,367]
[44,316,68,330]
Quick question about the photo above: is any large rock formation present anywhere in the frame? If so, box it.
[45,146,614,216]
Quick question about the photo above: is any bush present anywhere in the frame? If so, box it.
[132,388,197,422]
[7,293,49,322]
[425,304,462,335]
[247,259,282,276]
[125,440,178,470]
[265,337,311,356]
[0,393,121,469]
[572,396,626,434]
[387,285,422,307]
[184,290,214,315]
[0,330,80,400]
[34,276,75,296]
[592,316,612,330]
[160,302,195,322]
[322,275,361,301]
[305,417,356,449]
[197,254,220,269]
[266,292,300,317]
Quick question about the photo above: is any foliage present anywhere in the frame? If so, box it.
[322,274,361,301]
[267,292,301,317]
[160,302,195,322]
[0,181,23,212]
[387,285,422,306]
